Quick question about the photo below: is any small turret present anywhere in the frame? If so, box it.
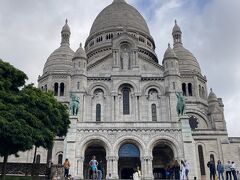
[208,88,226,130]
[73,43,87,72]
[61,19,71,46]
[162,43,179,76]
[172,20,182,45]
[72,43,87,91]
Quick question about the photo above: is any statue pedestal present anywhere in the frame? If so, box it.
[180,115,193,142]
[180,115,199,179]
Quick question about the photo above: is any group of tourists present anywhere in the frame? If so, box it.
[207,157,239,180]
[165,160,190,180]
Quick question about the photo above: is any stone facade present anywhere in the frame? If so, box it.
[2,0,240,179]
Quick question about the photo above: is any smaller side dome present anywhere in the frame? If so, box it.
[62,19,70,33]
[73,43,87,59]
[208,88,218,103]
[163,43,177,60]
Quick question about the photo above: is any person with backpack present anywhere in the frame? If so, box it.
[63,159,71,179]
[231,161,237,180]
[217,160,224,180]
[225,161,232,180]
[207,157,216,180]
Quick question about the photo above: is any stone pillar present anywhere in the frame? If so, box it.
[106,156,119,179]
[63,117,77,176]
[142,156,154,180]
[75,157,84,179]
[180,115,200,179]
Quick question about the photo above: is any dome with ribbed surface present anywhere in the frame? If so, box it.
[89,0,150,36]
[163,44,177,59]
[62,19,70,33]
[173,44,201,73]
[73,43,87,59]
[208,88,218,103]
[43,45,74,74]
[172,20,181,34]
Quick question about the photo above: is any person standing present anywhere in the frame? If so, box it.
[185,160,190,180]
[63,159,71,178]
[217,160,224,180]
[207,157,216,180]
[180,160,186,180]
[133,168,141,180]
[226,161,232,180]
[173,160,180,180]
[97,160,104,180]
[231,162,237,180]
[89,155,99,179]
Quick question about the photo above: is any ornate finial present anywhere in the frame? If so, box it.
[210,88,213,92]
[168,43,171,48]
[175,19,177,25]
[80,43,82,47]
[65,19,68,24]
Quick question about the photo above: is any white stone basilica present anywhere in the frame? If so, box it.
[4,0,240,179]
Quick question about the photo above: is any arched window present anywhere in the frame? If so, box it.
[198,145,206,175]
[182,83,186,96]
[210,154,215,164]
[152,104,157,121]
[36,154,41,164]
[96,104,101,122]
[60,83,64,96]
[199,85,202,98]
[54,83,58,96]
[202,87,205,99]
[188,83,193,96]
[173,82,176,90]
[119,144,140,158]
[58,154,63,164]
[122,87,130,115]
[44,85,47,92]
[77,82,80,90]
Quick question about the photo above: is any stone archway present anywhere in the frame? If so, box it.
[118,143,141,179]
[83,141,107,179]
[152,143,175,180]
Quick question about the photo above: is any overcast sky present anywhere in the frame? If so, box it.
[0,0,239,136]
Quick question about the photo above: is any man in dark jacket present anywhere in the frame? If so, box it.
[207,158,216,180]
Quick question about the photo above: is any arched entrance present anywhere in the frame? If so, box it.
[83,144,107,179]
[152,143,174,179]
[118,143,141,179]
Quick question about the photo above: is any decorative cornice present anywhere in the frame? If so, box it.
[77,128,181,133]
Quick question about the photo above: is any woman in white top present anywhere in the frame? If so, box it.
[133,167,141,180]
[180,160,187,180]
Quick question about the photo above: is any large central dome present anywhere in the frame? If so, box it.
[89,0,150,36]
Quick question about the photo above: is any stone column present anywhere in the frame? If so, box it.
[106,156,119,179]
[75,157,84,179]
[141,156,154,180]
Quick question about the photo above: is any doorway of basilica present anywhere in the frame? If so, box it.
[83,144,107,179]
[118,143,141,179]
[152,143,174,180]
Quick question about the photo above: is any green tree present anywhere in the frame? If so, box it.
[0,60,70,179]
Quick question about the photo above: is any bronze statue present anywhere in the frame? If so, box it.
[176,92,185,116]
[70,93,80,116]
